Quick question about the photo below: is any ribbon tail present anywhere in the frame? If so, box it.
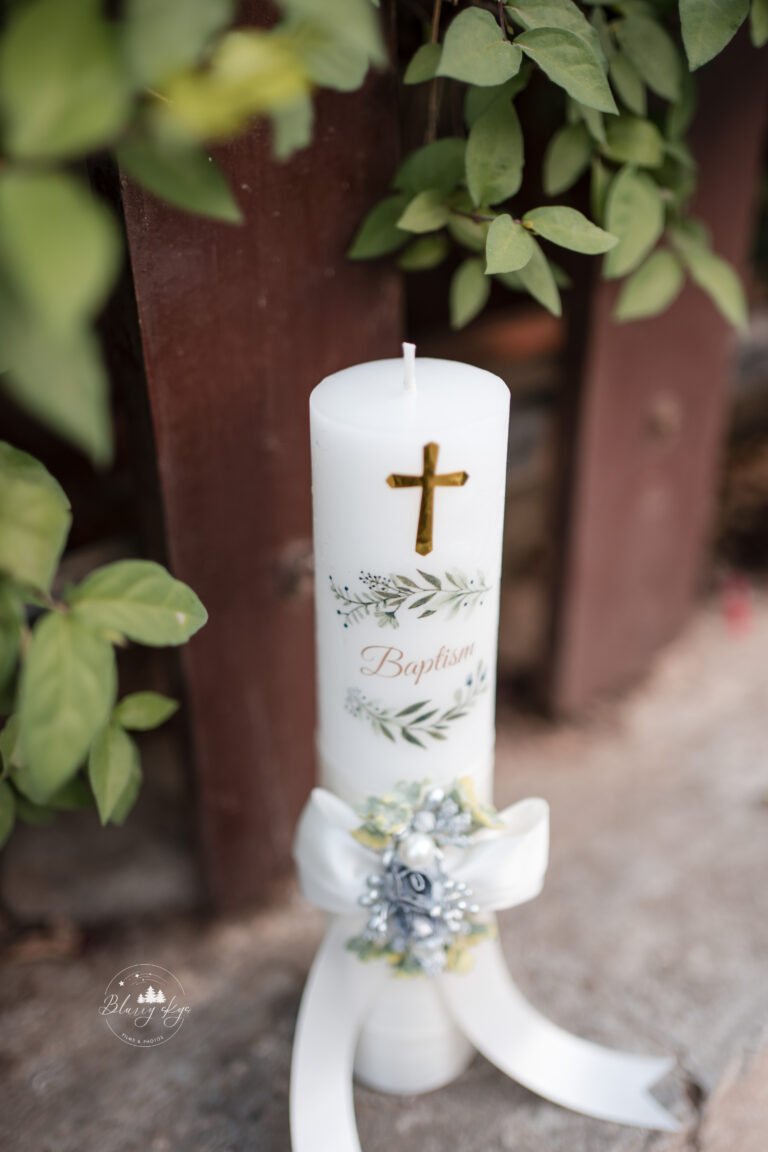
[291,918,386,1152]
[440,935,679,1132]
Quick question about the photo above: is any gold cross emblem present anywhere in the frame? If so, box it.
[387,442,469,556]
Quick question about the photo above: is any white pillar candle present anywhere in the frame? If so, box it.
[309,349,509,1094]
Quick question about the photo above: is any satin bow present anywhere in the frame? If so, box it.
[291,789,678,1151]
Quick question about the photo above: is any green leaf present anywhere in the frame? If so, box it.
[288,18,369,92]
[506,0,605,61]
[447,202,491,253]
[404,42,442,84]
[0,171,120,333]
[118,133,242,222]
[590,156,611,224]
[89,723,140,825]
[608,51,646,116]
[615,14,681,100]
[68,560,208,646]
[0,581,22,693]
[670,227,748,329]
[394,139,467,197]
[485,215,535,273]
[124,0,235,87]
[679,0,749,69]
[544,122,592,195]
[0,444,71,593]
[450,259,491,329]
[397,190,450,234]
[113,691,179,731]
[47,776,94,811]
[282,0,385,66]
[438,9,523,86]
[0,715,21,777]
[751,0,768,45]
[348,195,409,259]
[576,101,605,144]
[0,0,131,160]
[18,613,116,802]
[0,309,112,467]
[110,758,143,825]
[464,76,529,126]
[397,234,449,271]
[13,795,56,825]
[0,781,15,849]
[614,249,685,321]
[666,69,697,139]
[517,237,562,315]
[273,96,315,160]
[517,28,617,114]
[466,98,524,207]
[603,167,664,278]
[603,115,664,168]
[523,206,617,253]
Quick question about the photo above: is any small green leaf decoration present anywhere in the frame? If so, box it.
[543,122,592,195]
[517,237,562,315]
[348,195,409,259]
[608,51,646,117]
[666,69,697,140]
[576,101,605,145]
[438,9,523,87]
[679,0,749,69]
[397,190,450,234]
[0,716,21,778]
[0,443,71,593]
[404,42,442,84]
[602,115,665,169]
[450,259,491,329]
[113,691,179,731]
[124,0,235,87]
[89,722,140,825]
[523,206,617,254]
[394,139,466,197]
[118,133,242,223]
[506,0,605,62]
[0,0,131,160]
[271,96,315,160]
[751,0,768,45]
[397,234,449,271]
[110,758,143,826]
[670,227,748,329]
[614,250,685,321]
[19,613,117,802]
[603,167,664,279]
[0,310,112,467]
[0,171,121,333]
[447,201,491,253]
[466,98,524,207]
[590,156,611,224]
[289,19,369,93]
[485,215,535,273]
[517,28,617,114]
[0,781,15,849]
[0,582,22,693]
[614,14,681,101]
[68,560,208,646]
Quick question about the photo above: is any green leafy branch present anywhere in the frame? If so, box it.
[330,568,491,628]
[0,0,385,466]
[0,443,207,849]
[345,661,488,748]
[349,0,764,330]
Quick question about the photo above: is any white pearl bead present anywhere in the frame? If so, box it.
[398,833,435,869]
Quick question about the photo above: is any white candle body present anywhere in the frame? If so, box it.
[310,357,509,1093]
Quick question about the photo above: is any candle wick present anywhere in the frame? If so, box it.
[403,342,417,393]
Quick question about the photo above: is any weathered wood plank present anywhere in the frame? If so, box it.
[547,33,768,712]
[121,62,401,905]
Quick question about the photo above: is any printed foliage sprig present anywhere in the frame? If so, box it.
[330,569,490,629]
[346,661,487,748]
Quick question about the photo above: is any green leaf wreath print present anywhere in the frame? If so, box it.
[345,662,487,749]
[330,569,490,630]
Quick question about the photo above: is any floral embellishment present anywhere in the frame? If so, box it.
[345,662,487,748]
[348,778,501,976]
[329,569,490,630]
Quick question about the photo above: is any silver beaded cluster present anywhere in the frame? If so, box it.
[357,786,482,976]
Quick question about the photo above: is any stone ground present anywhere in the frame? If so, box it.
[2,597,768,1152]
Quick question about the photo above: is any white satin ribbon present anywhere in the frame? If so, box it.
[291,789,678,1150]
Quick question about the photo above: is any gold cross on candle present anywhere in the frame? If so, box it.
[387,442,469,556]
